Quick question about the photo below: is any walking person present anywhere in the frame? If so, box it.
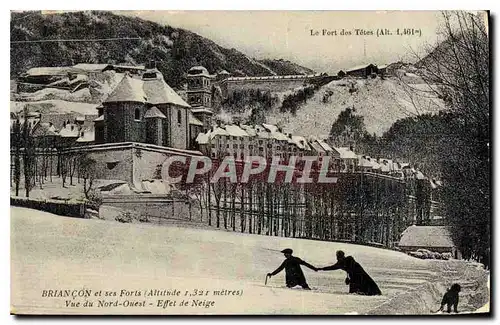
[317,250,382,296]
[267,248,318,290]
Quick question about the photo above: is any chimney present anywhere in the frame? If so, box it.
[146,60,156,69]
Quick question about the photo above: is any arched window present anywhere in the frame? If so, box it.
[135,108,141,120]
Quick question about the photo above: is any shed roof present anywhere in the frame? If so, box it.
[399,226,455,248]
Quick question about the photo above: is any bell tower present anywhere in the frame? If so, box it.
[186,66,213,131]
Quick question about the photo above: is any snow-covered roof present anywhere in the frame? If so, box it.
[73,63,111,72]
[188,66,210,77]
[26,67,69,76]
[415,171,426,180]
[68,74,89,85]
[188,111,203,126]
[218,70,230,75]
[75,115,85,121]
[144,106,167,119]
[309,140,326,153]
[240,125,257,137]
[104,75,147,103]
[196,131,210,145]
[191,108,214,114]
[103,73,189,107]
[335,147,357,159]
[225,125,249,137]
[113,64,145,70]
[76,128,95,143]
[32,123,58,137]
[346,64,375,72]
[291,136,310,150]
[142,72,190,107]
[59,124,80,138]
[378,64,388,69]
[262,123,278,133]
[399,226,455,248]
[210,127,229,139]
[317,139,334,152]
[94,115,104,122]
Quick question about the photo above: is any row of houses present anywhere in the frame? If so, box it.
[10,111,95,148]
[194,123,435,182]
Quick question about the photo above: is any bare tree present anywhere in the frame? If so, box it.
[408,11,490,264]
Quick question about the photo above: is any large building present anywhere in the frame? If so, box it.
[95,69,191,149]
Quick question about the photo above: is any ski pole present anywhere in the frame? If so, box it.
[265,275,269,286]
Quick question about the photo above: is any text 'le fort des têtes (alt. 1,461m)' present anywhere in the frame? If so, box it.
[310,28,422,37]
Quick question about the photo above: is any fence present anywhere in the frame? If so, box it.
[11,197,86,218]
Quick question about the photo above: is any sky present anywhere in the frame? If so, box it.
[116,11,447,73]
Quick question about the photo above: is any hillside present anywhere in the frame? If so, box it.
[10,11,314,89]
[257,59,315,76]
[267,75,446,138]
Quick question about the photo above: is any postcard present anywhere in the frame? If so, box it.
[10,10,490,315]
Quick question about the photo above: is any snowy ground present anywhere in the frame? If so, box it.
[11,207,488,315]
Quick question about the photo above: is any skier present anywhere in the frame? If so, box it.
[318,250,382,296]
[267,248,318,290]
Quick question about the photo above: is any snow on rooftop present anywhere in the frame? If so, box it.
[188,66,210,77]
[346,64,375,72]
[76,128,95,143]
[335,147,358,159]
[144,106,167,119]
[317,139,334,152]
[191,108,214,114]
[72,63,111,72]
[26,67,70,76]
[210,126,229,139]
[142,72,190,107]
[225,125,249,137]
[196,131,210,145]
[415,171,426,180]
[94,115,104,122]
[59,124,80,138]
[103,75,147,103]
[399,226,455,248]
[291,135,310,150]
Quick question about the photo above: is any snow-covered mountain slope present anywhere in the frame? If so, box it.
[268,76,446,138]
[11,207,487,315]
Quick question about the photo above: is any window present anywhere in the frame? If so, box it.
[135,108,140,120]
[240,144,244,149]
[259,140,263,145]
[249,145,254,150]
[177,110,182,124]
[233,144,237,149]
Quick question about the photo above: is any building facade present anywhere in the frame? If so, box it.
[96,69,191,150]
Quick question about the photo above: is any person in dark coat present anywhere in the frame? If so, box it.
[267,248,318,289]
[318,250,382,296]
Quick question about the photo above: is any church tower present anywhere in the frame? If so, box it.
[186,66,213,132]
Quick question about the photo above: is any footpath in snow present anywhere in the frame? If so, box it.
[10,207,489,315]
